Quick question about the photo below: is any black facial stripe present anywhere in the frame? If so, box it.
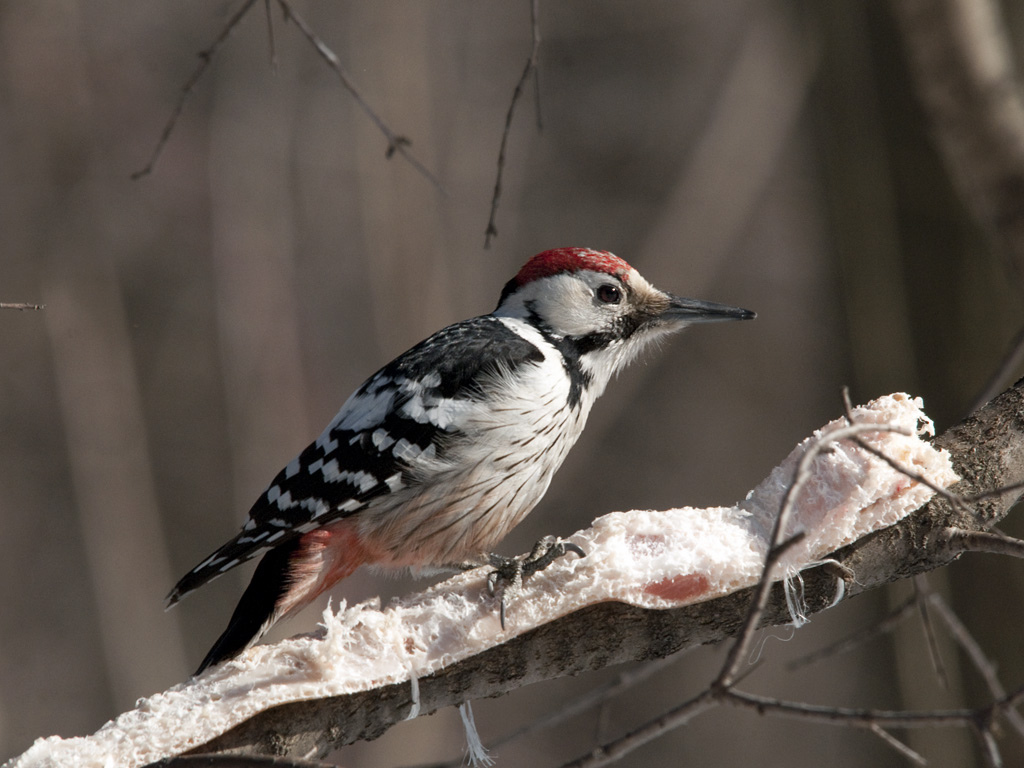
[524,302,593,409]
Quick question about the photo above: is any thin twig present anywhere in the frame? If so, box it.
[532,50,543,131]
[723,685,1024,729]
[869,723,927,765]
[0,302,44,310]
[787,594,918,670]
[569,679,1024,768]
[135,0,442,191]
[560,690,718,768]
[275,0,444,192]
[714,534,806,689]
[970,324,1024,415]
[717,421,912,689]
[489,656,678,751]
[841,387,972,513]
[791,581,1024,743]
[928,591,1024,741]
[974,724,1005,768]
[133,0,259,180]
[913,575,949,689]
[413,657,682,768]
[852,425,1024,511]
[483,0,542,248]
[956,481,1024,505]
[945,527,1024,559]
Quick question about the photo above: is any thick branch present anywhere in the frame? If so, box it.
[175,379,1024,762]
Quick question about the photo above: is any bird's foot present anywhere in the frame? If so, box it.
[485,536,586,629]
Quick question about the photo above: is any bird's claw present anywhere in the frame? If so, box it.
[485,536,586,629]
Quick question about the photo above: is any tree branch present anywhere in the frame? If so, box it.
[274,0,444,192]
[182,381,1022,762]
[133,1,442,191]
[132,0,259,180]
[11,383,1021,768]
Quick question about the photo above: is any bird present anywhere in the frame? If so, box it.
[168,247,755,674]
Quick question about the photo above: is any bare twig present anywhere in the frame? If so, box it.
[928,591,1024,741]
[722,684,1024,730]
[133,0,258,179]
[869,723,927,765]
[865,419,1024,502]
[274,0,443,192]
[531,45,543,132]
[913,575,950,689]
[485,656,678,754]
[956,481,1024,505]
[718,421,911,689]
[787,594,918,670]
[567,680,1024,768]
[945,527,1024,558]
[560,689,718,768]
[134,0,442,190]
[974,725,1004,768]
[714,535,805,689]
[0,302,44,310]
[789,567,1024,744]
[970,324,1024,414]
[483,0,542,248]
[842,387,972,513]
[412,656,682,768]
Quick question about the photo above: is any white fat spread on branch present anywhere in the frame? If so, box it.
[8,393,958,768]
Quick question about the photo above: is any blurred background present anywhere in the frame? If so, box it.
[2,1,1023,766]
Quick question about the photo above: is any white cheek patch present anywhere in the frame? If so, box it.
[527,274,604,337]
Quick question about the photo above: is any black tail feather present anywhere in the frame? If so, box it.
[194,540,299,676]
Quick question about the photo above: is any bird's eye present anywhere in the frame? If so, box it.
[596,284,622,304]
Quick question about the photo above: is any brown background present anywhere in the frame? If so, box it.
[1,1,1022,766]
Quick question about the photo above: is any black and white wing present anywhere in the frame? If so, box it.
[168,316,543,604]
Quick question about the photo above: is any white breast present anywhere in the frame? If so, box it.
[355,318,597,566]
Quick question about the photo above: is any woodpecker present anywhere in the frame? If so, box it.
[169,247,754,674]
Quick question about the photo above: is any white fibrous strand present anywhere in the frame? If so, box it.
[8,393,957,768]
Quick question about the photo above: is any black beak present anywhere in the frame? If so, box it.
[663,294,756,324]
